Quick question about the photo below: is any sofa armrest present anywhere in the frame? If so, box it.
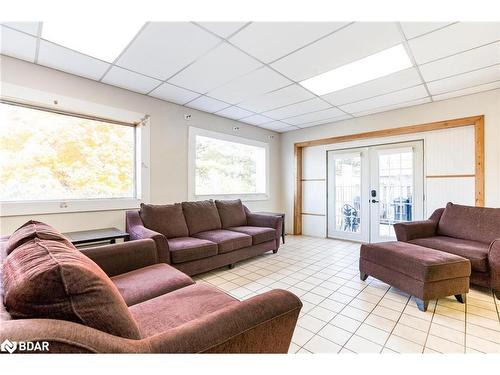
[394,220,438,242]
[488,239,500,293]
[245,210,283,248]
[147,289,302,353]
[126,210,171,264]
[80,239,158,277]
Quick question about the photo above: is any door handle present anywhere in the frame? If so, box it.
[371,199,379,203]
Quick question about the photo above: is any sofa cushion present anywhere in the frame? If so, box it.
[130,283,238,338]
[410,236,489,273]
[193,229,252,254]
[228,226,276,245]
[168,237,218,264]
[5,220,71,255]
[437,202,500,244]
[360,241,471,282]
[140,203,189,239]
[111,263,194,306]
[215,199,247,228]
[182,200,222,235]
[3,238,141,339]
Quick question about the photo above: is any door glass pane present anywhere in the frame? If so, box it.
[334,154,361,233]
[378,149,414,237]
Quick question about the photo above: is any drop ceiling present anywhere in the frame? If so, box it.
[1,21,499,133]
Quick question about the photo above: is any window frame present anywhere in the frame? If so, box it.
[188,126,270,202]
[0,98,150,217]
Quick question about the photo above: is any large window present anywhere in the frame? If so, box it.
[189,127,269,200]
[0,101,147,215]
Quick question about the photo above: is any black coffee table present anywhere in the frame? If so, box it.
[63,227,129,247]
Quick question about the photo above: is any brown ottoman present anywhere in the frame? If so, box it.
[359,241,471,312]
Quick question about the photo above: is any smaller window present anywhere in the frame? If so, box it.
[189,127,269,201]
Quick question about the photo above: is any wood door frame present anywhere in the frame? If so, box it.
[293,115,485,235]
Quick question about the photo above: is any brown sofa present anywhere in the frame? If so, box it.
[394,202,500,299]
[0,221,302,353]
[126,199,283,275]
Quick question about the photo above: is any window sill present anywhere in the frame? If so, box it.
[192,193,269,202]
[0,198,141,217]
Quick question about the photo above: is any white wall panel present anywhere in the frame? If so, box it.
[425,126,475,175]
[426,177,475,216]
[302,145,326,179]
[302,181,326,214]
[302,214,327,237]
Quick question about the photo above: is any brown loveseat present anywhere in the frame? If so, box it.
[0,221,302,353]
[126,199,283,275]
[394,202,500,299]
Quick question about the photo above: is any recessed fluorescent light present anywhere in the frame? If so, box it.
[300,44,413,96]
[42,21,144,62]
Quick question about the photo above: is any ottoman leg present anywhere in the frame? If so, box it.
[415,298,429,312]
[455,294,466,303]
[360,272,368,281]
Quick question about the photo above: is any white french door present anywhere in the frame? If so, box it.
[327,141,424,243]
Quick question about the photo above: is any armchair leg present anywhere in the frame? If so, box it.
[455,294,466,303]
[228,263,235,269]
[494,290,500,300]
[360,272,368,281]
[415,298,429,312]
[273,249,278,254]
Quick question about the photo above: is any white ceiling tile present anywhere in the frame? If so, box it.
[148,82,200,104]
[0,26,37,62]
[274,125,300,133]
[168,43,262,93]
[400,22,453,39]
[230,22,348,63]
[197,22,247,38]
[432,80,500,101]
[271,22,403,81]
[426,64,500,95]
[238,84,314,112]
[339,85,429,113]
[419,42,500,82]
[258,121,296,131]
[240,114,273,125]
[263,98,331,119]
[185,96,230,113]
[207,66,291,104]
[37,40,110,80]
[408,22,500,64]
[101,66,161,94]
[352,97,431,117]
[296,114,351,128]
[215,106,254,120]
[322,67,423,106]
[283,107,346,125]
[116,22,220,80]
[2,22,40,36]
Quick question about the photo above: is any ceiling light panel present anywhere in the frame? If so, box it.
[408,22,500,64]
[215,106,254,120]
[419,42,500,82]
[42,21,144,63]
[185,96,230,113]
[339,85,429,113]
[262,98,331,120]
[101,66,161,94]
[37,40,110,80]
[148,82,200,105]
[0,25,37,62]
[300,44,413,96]
[197,22,247,38]
[238,84,314,113]
[426,65,500,95]
[208,66,291,104]
[399,22,453,39]
[271,22,403,82]
[322,67,422,106]
[2,22,40,36]
[116,22,220,80]
[168,43,262,93]
[230,22,348,63]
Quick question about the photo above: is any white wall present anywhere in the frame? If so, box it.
[0,56,282,235]
[281,89,500,234]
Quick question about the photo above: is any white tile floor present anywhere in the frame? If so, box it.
[192,235,500,353]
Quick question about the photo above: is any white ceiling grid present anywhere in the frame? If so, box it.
[1,21,499,133]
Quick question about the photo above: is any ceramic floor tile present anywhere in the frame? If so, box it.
[429,322,465,345]
[317,323,353,346]
[330,314,362,333]
[425,334,465,353]
[297,315,328,333]
[288,342,301,353]
[466,322,500,343]
[372,305,403,321]
[364,314,398,333]
[303,335,342,353]
[398,313,431,332]
[465,334,500,353]
[392,323,428,345]
[318,298,346,313]
[385,335,424,353]
[348,298,377,312]
[308,306,337,322]
[345,335,383,353]
[291,326,315,346]
[355,323,390,345]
